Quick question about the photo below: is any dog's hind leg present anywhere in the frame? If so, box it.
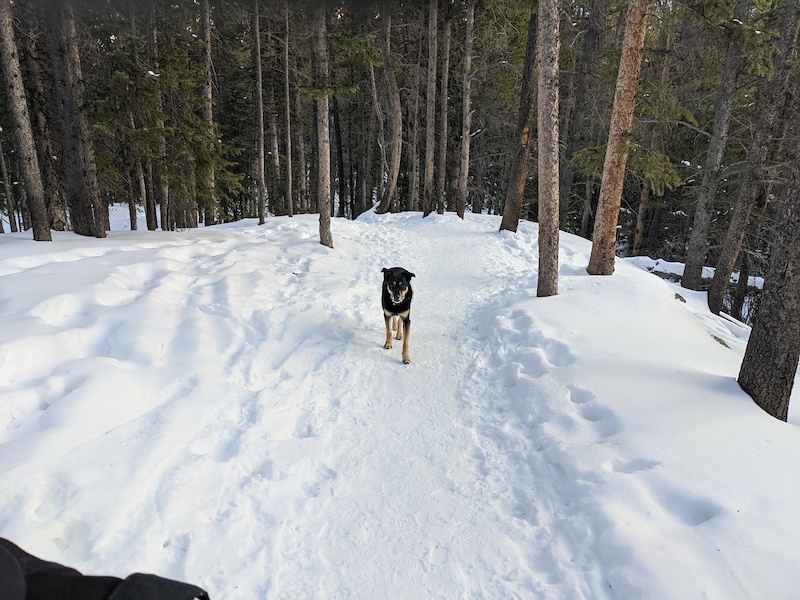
[384,314,393,350]
[401,318,411,364]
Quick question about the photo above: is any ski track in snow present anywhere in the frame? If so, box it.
[1,211,798,599]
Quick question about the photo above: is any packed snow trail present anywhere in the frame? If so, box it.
[1,210,799,599]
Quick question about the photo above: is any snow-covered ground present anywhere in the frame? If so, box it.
[1,207,798,599]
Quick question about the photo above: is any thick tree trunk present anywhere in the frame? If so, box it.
[456,0,475,220]
[436,3,452,214]
[738,163,800,422]
[254,1,266,224]
[707,7,799,315]
[499,7,537,233]
[375,10,402,215]
[23,31,67,231]
[537,0,559,297]
[586,0,649,275]
[681,0,751,290]
[422,0,438,217]
[0,0,51,241]
[314,5,333,248]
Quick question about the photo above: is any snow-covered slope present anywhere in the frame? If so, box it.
[1,210,798,599]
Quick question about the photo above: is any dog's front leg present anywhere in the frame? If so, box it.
[401,318,411,364]
[394,315,403,340]
[384,314,393,350]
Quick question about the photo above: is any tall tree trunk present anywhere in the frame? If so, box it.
[368,62,387,204]
[408,60,421,213]
[681,0,751,290]
[436,2,452,214]
[148,3,165,231]
[422,0,438,217]
[314,5,333,248]
[707,7,799,314]
[200,0,215,223]
[0,0,50,240]
[456,0,475,220]
[333,95,347,217]
[284,2,293,217]
[738,161,800,422]
[499,6,537,233]
[586,0,649,275]
[375,10,402,215]
[254,0,266,224]
[559,0,606,230]
[23,30,67,231]
[537,0,559,297]
[296,94,308,212]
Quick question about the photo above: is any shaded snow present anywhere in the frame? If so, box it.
[1,208,798,599]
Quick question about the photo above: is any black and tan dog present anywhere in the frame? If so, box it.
[381,267,415,364]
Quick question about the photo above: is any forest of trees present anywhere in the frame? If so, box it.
[0,1,798,413]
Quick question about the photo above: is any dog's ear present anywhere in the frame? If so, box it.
[405,270,416,279]
[381,267,388,275]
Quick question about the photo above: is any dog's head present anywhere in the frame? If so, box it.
[382,267,415,305]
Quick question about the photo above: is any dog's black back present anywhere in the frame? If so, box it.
[381,267,414,315]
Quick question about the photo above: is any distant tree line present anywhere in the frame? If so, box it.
[0,0,798,415]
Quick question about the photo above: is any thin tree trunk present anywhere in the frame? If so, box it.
[408,60,421,212]
[0,0,50,240]
[559,0,606,230]
[314,5,333,248]
[436,3,452,214]
[368,62,387,204]
[632,182,650,256]
[499,6,537,233]
[284,2,293,217]
[375,9,402,215]
[423,0,438,217]
[707,7,799,314]
[296,94,308,212]
[333,95,347,217]
[254,0,266,224]
[681,0,751,290]
[537,0,559,297]
[0,137,15,232]
[456,0,475,219]
[148,4,165,231]
[200,0,215,223]
[586,0,649,275]
[738,162,800,422]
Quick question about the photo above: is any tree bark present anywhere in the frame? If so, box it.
[314,5,333,248]
[254,0,266,224]
[738,162,800,422]
[0,0,51,241]
[586,0,649,275]
[0,137,15,232]
[707,7,799,314]
[436,2,452,214]
[456,0,475,220]
[632,182,650,256]
[499,6,537,233]
[375,10,402,215]
[537,0,559,297]
[422,0,438,217]
[559,0,606,230]
[681,0,751,290]
[200,0,215,222]
[284,2,293,217]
